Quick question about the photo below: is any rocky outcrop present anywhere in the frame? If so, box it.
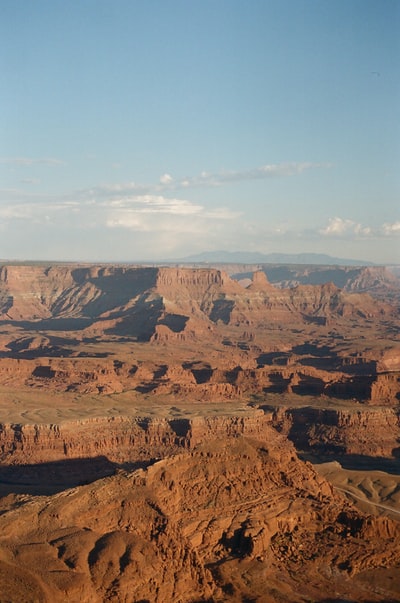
[0,352,398,404]
[272,406,400,457]
[229,264,400,305]
[0,264,160,320]
[0,411,272,466]
[1,405,399,489]
[0,264,396,336]
[0,264,398,406]
[343,265,400,300]
[0,434,399,602]
[0,263,399,601]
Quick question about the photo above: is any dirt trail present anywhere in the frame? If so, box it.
[334,485,400,517]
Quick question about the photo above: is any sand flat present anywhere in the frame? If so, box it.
[316,460,400,520]
[0,385,257,424]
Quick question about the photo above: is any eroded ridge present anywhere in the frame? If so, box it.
[0,434,400,602]
[0,263,399,601]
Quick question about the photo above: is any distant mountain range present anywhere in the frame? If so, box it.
[176,251,375,266]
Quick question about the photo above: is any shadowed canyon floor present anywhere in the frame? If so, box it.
[0,263,399,601]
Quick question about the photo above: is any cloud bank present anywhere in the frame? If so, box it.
[0,160,397,263]
[320,217,372,237]
[83,161,332,199]
[157,162,332,191]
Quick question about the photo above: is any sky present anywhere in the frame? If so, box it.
[0,0,399,264]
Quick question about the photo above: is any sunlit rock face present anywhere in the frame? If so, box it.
[1,434,400,603]
[0,263,399,601]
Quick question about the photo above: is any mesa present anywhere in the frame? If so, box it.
[0,262,399,602]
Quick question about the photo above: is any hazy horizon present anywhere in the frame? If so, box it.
[1,1,399,264]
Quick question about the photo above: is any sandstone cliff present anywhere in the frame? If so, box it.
[272,405,400,458]
[1,263,400,602]
[0,411,272,467]
[0,263,398,406]
[0,353,398,404]
[0,264,396,336]
[1,407,399,496]
[0,433,399,602]
[228,264,400,305]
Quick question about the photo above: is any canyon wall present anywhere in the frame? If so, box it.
[0,263,398,403]
[0,264,396,329]
[0,411,272,466]
[1,405,399,473]
[1,432,400,603]
[272,405,400,458]
[0,355,399,402]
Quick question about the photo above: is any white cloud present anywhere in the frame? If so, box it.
[0,193,220,227]
[254,162,330,178]
[172,162,332,190]
[203,207,242,220]
[104,196,240,236]
[0,189,239,252]
[320,217,372,237]
[103,195,203,216]
[89,182,145,195]
[318,216,400,241]
[1,156,398,263]
[160,173,173,185]
[0,192,396,263]
[106,215,147,230]
[106,213,202,235]
[354,224,372,236]
[382,221,400,235]
[0,205,34,220]
[320,217,354,235]
[60,160,332,204]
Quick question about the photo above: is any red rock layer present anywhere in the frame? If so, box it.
[273,405,400,457]
[0,435,399,602]
[1,407,399,475]
[0,264,395,328]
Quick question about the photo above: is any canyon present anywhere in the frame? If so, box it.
[0,263,399,602]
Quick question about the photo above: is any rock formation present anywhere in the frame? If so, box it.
[0,434,400,602]
[0,264,396,332]
[227,264,400,305]
[0,263,399,601]
[272,405,400,458]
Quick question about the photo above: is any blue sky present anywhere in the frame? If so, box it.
[1,0,399,263]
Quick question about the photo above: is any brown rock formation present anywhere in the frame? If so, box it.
[0,434,399,602]
[0,264,398,407]
[0,411,272,467]
[0,264,396,336]
[0,350,398,406]
[1,407,399,496]
[272,405,400,457]
[0,263,399,600]
[227,264,400,305]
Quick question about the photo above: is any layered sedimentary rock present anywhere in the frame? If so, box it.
[0,264,396,331]
[272,405,400,457]
[0,263,400,601]
[228,264,400,305]
[0,411,271,465]
[0,263,398,403]
[0,354,398,403]
[1,407,399,488]
[0,434,399,602]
